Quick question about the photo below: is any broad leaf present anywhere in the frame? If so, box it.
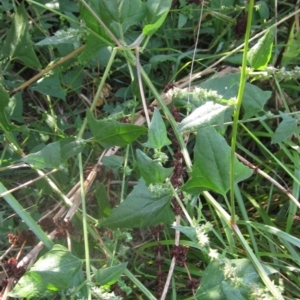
[271,111,299,144]
[87,111,147,148]
[248,27,274,70]
[9,245,82,299]
[196,258,278,299]
[32,75,66,100]
[143,0,172,36]
[178,101,230,132]
[136,149,173,185]
[60,138,86,161]
[183,127,252,195]
[21,138,84,169]
[92,263,127,286]
[81,0,147,42]
[2,3,41,68]
[143,107,171,149]
[102,179,174,228]
[201,73,271,119]
[21,141,62,169]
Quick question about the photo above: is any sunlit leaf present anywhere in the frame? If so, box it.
[9,245,83,298]
[178,101,230,132]
[247,27,274,70]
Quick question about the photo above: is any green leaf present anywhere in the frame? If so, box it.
[247,27,274,70]
[87,111,147,148]
[136,149,173,185]
[60,138,86,161]
[92,263,128,286]
[172,225,197,242]
[102,179,174,228]
[196,258,278,299]
[143,108,171,149]
[256,0,270,20]
[183,127,252,195]
[82,0,147,41]
[95,183,112,218]
[200,73,271,119]
[102,155,124,176]
[143,0,172,36]
[21,139,85,169]
[282,23,300,66]
[271,112,299,144]
[21,141,62,169]
[7,92,24,123]
[9,245,82,298]
[32,75,66,100]
[2,3,41,68]
[178,101,230,132]
[0,84,12,131]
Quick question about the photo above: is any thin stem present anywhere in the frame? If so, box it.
[230,0,254,224]
[78,153,91,300]
[77,47,118,140]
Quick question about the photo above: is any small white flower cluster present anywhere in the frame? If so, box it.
[195,223,220,260]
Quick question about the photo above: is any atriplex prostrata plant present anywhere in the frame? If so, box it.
[0,0,300,299]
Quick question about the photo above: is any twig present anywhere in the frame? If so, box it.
[10,45,86,96]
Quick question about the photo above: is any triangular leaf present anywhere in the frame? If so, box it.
[21,141,62,169]
[2,3,41,68]
[87,111,147,148]
[92,263,128,286]
[183,127,252,195]
[271,111,299,144]
[32,75,66,100]
[60,138,86,161]
[247,27,274,70]
[136,149,173,185]
[143,107,171,149]
[102,179,174,228]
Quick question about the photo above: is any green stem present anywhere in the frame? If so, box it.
[78,153,92,300]
[230,0,254,224]
[77,47,118,140]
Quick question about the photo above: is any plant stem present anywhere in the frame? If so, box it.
[78,153,92,300]
[230,0,254,224]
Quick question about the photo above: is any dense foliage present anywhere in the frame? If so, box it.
[1,0,300,299]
